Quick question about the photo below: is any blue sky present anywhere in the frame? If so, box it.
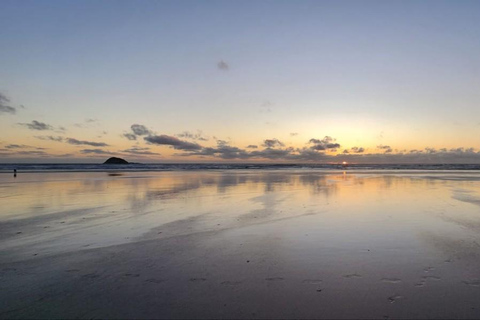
[1,0,480,163]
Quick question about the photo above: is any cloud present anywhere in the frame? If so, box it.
[131,124,151,136]
[260,101,272,113]
[290,132,298,136]
[5,144,29,149]
[249,147,294,160]
[74,118,98,128]
[35,136,64,142]
[351,147,365,153]
[123,124,152,140]
[18,150,49,156]
[262,138,284,148]
[217,60,229,71]
[0,93,15,115]
[80,149,112,155]
[19,120,54,131]
[123,133,137,141]
[176,130,209,141]
[247,145,258,149]
[66,138,109,147]
[377,145,391,149]
[4,144,45,150]
[309,136,340,151]
[144,135,203,151]
[377,145,392,153]
[178,140,325,161]
[121,147,160,155]
[377,144,393,153]
[182,141,251,159]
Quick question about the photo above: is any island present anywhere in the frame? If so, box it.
[103,157,129,164]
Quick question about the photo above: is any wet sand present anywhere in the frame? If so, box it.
[1,170,480,318]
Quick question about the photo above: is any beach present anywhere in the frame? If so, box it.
[1,170,480,318]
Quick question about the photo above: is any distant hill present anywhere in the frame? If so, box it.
[103,157,129,164]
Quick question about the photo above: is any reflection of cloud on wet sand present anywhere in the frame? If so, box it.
[238,193,290,222]
[420,231,480,263]
[451,189,480,207]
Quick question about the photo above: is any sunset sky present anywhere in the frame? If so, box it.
[1,0,480,163]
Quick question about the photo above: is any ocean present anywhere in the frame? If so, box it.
[1,162,480,172]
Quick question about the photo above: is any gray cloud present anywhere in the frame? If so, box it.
[123,133,137,141]
[80,149,112,155]
[290,132,298,136]
[250,147,294,160]
[74,118,98,128]
[19,120,54,131]
[4,144,45,150]
[123,124,152,140]
[217,60,229,70]
[121,147,160,155]
[262,138,284,148]
[176,130,209,141]
[309,136,340,151]
[131,124,151,136]
[5,144,28,149]
[66,138,109,147]
[15,150,49,156]
[247,145,258,149]
[377,145,391,149]
[181,141,251,159]
[35,136,64,142]
[144,135,202,151]
[351,147,365,153]
[339,147,480,164]
[0,93,15,115]
[376,144,392,153]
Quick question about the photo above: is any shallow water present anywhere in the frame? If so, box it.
[1,170,480,318]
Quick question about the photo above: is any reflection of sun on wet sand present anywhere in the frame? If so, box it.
[2,170,480,318]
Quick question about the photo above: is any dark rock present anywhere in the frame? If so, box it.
[103,157,129,164]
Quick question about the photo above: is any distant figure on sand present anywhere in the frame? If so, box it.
[14,169,17,178]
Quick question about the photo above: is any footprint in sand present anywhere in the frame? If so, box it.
[265,277,284,281]
[414,280,426,287]
[124,273,140,277]
[190,277,207,282]
[221,281,242,286]
[422,276,441,281]
[381,278,402,284]
[145,278,163,284]
[462,280,480,287]
[343,274,362,279]
[387,295,403,303]
[423,267,435,272]
[303,279,323,284]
